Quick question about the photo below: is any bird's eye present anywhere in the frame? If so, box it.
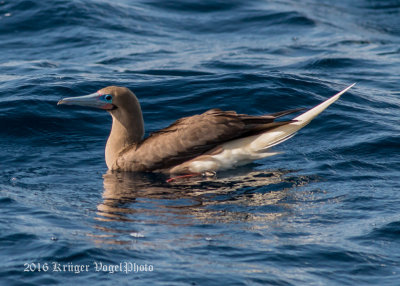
[105,94,112,102]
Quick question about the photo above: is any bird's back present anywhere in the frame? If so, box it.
[112,108,300,172]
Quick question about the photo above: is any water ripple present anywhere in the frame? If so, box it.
[1,0,399,285]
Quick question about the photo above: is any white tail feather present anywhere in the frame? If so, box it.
[249,83,356,151]
[189,83,356,173]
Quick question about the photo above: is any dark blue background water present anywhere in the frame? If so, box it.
[1,0,399,285]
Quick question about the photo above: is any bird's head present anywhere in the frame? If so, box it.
[57,86,138,114]
[58,85,145,149]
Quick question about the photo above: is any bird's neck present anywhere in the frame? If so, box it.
[105,110,144,169]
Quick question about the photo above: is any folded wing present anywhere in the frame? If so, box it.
[115,108,303,171]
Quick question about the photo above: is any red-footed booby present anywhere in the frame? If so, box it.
[57,83,355,175]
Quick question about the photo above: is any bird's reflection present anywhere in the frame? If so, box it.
[91,168,316,245]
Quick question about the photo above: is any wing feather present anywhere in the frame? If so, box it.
[115,108,302,171]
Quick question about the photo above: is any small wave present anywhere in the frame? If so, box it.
[132,69,213,77]
[0,0,163,37]
[145,0,243,13]
[239,10,315,27]
[302,57,368,70]
[353,221,400,243]
[335,135,399,158]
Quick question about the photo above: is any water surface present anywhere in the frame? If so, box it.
[1,0,399,285]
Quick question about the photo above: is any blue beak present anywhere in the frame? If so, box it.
[57,92,114,110]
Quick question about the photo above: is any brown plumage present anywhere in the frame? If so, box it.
[57,84,355,175]
[115,107,304,172]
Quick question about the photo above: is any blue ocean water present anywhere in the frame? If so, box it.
[1,0,399,285]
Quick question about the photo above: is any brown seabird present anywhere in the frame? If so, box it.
[58,83,355,175]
